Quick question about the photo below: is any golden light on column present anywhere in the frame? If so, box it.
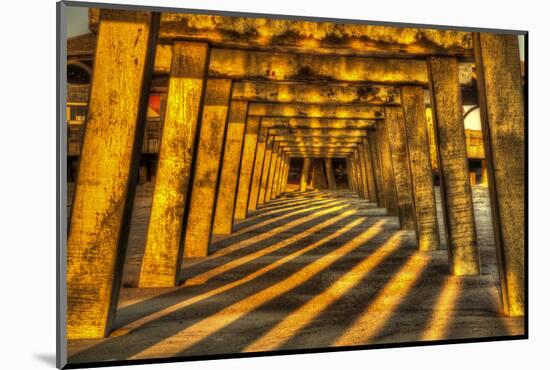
[182,79,233,259]
[139,41,209,288]
[66,9,158,339]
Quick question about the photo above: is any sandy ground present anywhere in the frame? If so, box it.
[66,183,524,364]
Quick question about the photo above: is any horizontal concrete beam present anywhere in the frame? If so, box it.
[267,128,367,137]
[279,142,359,148]
[209,48,430,85]
[272,135,364,143]
[260,117,374,129]
[233,81,400,105]
[90,10,473,58]
[248,102,384,119]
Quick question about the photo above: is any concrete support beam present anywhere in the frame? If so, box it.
[247,128,269,212]
[346,157,356,192]
[281,155,291,193]
[353,154,366,198]
[258,137,276,205]
[274,154,286,197]
[385,107,416,230]
[324,159,337,191]
[213,101,249,235]
[275,137,362,144]
[234,117,261,220]
[67,10,158,339]
[281,143,358,149]
[209,48,430,85]
[359,139,378,205]
[368,132,386,207]
[182,79,233,258]
[139,41,209,288]
[267,128,367,137]
[355,148,372,201]
[300,158,312,191]
[260,117,374,129]
[474,33,525,316]
[375,121,399,216]
[233,81,400,105]
[267,145,284,201]
[312,159,329,189]
[401,86,440,251]
[248,103,383,119]
[428,57,481,275]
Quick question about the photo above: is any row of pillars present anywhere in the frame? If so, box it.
[66,10,525,340]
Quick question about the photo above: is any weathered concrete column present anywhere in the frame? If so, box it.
[281,155,291,193]
[324,158,337,190]
[247,127,268,212]
[275,154,288,196]
[375,122,399,216]
[312,159,328,189]
[258,135,275,205]
[346,157,357,193]
[352,152,366,199]
[234,117,260,220]
[385,107,416,230]
[268,145,284,200]
[212,101,249,235]
[360,139,378,204]
[283,155,291,192]
[428,57,481,275]
[351,151,364,198]
[264,141,281,202]
[401,86,440,251]
[474,33,525,316]
[300,158,312,191]
[139,41,209,287]
[67,10,158,339]
[355,147,369,199]
[182,79,233,258]
[368,132,386,207]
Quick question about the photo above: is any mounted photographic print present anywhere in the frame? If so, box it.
[57,1,527,368]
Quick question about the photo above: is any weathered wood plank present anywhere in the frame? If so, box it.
[234,116,260,220]
[401,86,440,251]
[213,101,249,235]
[67,10,158,339]
[385,107,416,230]
[474,32,525,316]
[375,121,400,216]
[139,41,209,288]
[182,79,233,258]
